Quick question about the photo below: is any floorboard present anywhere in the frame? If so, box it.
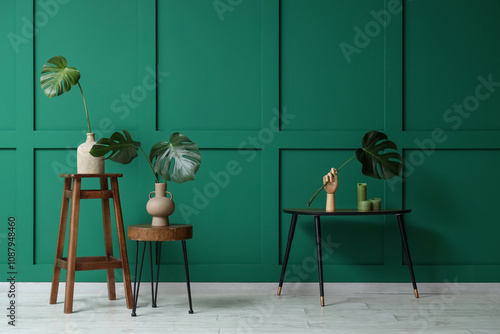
[1,283,499,333]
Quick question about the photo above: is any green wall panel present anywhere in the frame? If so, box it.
[280,0,385,131]
[165,149,263,265]
[2,0,500,283]
[157,0,262,131]
[0,150,17,265]
[0,0,17,130]
[404,0,500,131]
[34,0,143,132]
[280,150,385,267]
[404,149,500,266]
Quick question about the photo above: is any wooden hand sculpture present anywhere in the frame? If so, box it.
[323,168,338,212]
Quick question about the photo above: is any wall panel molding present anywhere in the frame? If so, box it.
[1,0,499,282]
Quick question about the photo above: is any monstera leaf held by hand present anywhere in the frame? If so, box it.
[40,55,80,98]
[356,130,402,179]
[149,132,201,183]
[90,130,141,164]
[306,130,402,207]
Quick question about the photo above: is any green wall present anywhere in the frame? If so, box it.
[1,0,500,283]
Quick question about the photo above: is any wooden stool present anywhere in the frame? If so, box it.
[50,174,133,313]
[127,224,194,316]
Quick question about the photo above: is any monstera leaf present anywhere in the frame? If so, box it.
[355,130,402,179]
[306,130,402,207]
[40,55,80,98]
[149,132,201,183]
[40,55,92,133]
[90,130,201,184]
[90,130,141,164]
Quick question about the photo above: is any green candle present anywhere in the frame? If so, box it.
[358,200,372,211]
[370,198,381,211]
[357,183,367,209]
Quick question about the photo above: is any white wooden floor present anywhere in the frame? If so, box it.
[1,282,500,333]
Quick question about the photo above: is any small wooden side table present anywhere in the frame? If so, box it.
[127,224,194,316]
[50,174,133,314]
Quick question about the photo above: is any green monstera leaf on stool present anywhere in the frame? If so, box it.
[90,130,141,164]
[40,55,81,98]
[40,55,92,133]
[149,132,202,183]
[355,130,402,179]
[90,131,201,184]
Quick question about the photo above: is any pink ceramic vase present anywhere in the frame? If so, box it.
[146,183,175,226]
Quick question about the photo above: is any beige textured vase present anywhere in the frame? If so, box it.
[146,183,175,227]
[77,133,105,174]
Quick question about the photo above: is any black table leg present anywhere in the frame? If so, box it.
[277,214,298,296]
[397,214,419,298]
[182,240,194,314]
[314,215,325,306]
[131,241,147,317]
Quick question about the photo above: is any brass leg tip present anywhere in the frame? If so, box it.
[277,286,282,296]
[414,289,419,298]
[320,296,325,307]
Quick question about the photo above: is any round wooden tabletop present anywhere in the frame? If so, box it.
[127,224,193,242]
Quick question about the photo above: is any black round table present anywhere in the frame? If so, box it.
[277,208,418,306]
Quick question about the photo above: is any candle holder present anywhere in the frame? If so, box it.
[370,198,381,211]
[358,200,372,211]
[357,183,367,210]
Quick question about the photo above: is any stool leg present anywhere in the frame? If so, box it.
[149,242,156,308]
[314,216,325,307]
[50,177,71,305]
[182,240,194,314]
[64,178,81,314]
[100,177,116,301]
[153,241,162,308]
[132,241,147,317]
[110,177,133,309]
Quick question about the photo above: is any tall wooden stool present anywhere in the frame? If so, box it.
[127,224,194,316]
[50,173,133,314]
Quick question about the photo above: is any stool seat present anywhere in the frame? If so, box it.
[128,224,192,241]
[50,174,133,313]
[59,173,123,178]
[127,223,194,316]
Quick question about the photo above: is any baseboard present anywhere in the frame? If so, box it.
[4,282,500,296]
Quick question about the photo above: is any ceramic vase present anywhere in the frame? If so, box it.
[146,183,175,227]
[77,133,104,174]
